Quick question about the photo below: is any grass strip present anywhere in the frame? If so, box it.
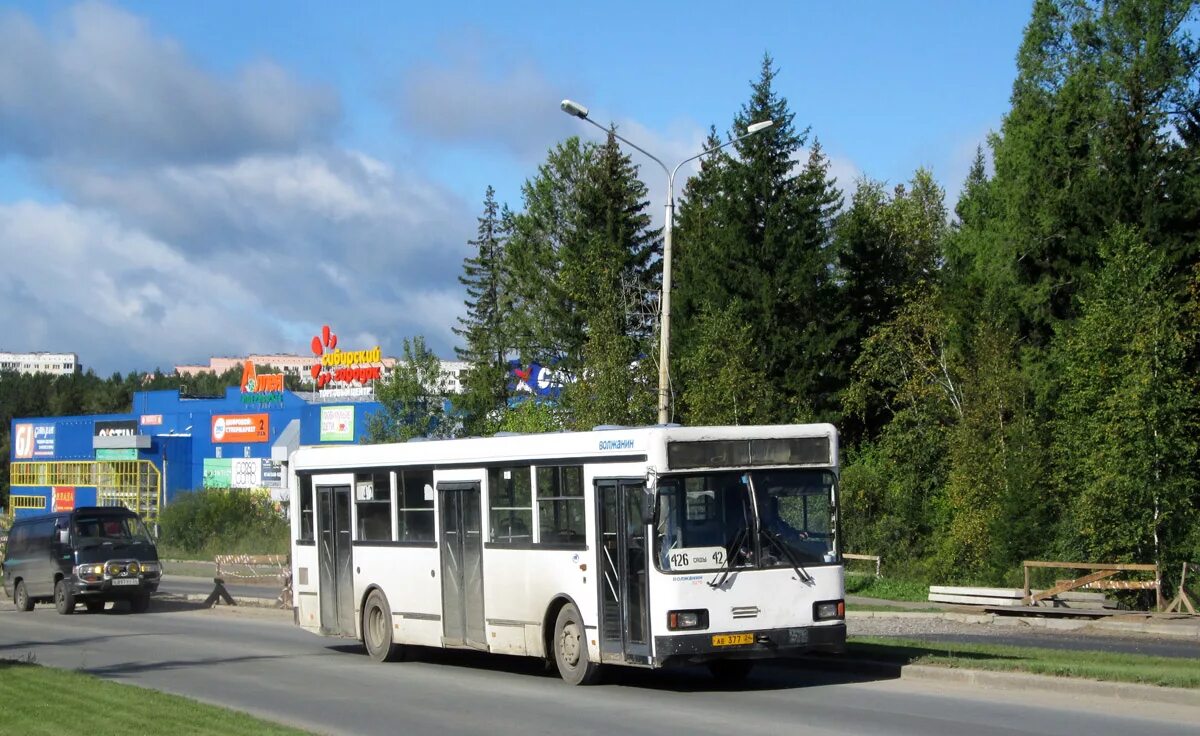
[847,637,1200,689]
[0,658,312,735]
[844,576,930,602]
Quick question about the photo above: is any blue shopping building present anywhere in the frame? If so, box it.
[8,387,381,520]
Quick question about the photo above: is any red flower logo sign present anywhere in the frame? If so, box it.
[310,325,338,388]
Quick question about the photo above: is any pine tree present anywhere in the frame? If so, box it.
[503,137,595,373]
[563,129,660,428]
[453,187,512,435]
[673,55,842,423]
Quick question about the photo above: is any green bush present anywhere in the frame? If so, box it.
[158,489,288,559]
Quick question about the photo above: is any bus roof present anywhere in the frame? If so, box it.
[290,423,838,472]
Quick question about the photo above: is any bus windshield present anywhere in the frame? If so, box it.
[654,469,837,573]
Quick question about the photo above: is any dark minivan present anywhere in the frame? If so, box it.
[2,506,161,614]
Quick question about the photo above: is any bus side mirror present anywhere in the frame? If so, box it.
[640,488,656,526]
[58,528,70,545]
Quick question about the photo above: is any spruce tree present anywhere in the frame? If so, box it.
[453,187,512,435]
[673,55,842,423]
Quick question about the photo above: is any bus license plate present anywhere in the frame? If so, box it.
[111,578,139,586]
[712,633,754,647]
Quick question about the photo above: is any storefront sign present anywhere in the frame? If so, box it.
[310,324,384,391]
[16,423,57,458]
[140,414,163,426]
[211,413,269,443]
[231,458,262,488]
[13,423,33,459]
[53,486,76,512]
[95,419,138,438]
[203,458,232,488]
[203,458,282,489]
[240,361,285,406]
[261,460,285,488]
[320,405,355,441]
[33,424,56,457]
[96,448,137,461]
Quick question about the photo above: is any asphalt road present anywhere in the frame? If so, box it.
[155,575,1200,660]
[0,601,1195,736]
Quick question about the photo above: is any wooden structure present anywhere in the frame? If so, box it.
[928,585,1111,608]
[1166,563,1198,614]
[1022,560,1162,612]
[205,554,289,608]
[843,553,881,577]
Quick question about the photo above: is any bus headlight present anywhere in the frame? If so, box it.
[813,600,844,621]
[667,609,709,630]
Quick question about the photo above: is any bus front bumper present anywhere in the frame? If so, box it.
[653,623,845,667]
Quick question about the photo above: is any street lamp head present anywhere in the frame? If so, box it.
[746,119,774,134]
[560,99,589,119]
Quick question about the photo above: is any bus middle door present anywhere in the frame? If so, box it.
[596,479,651,665]
[438,481,486,650]
[316,480,355,638]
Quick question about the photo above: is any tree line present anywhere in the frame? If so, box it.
[437,0,1200,585]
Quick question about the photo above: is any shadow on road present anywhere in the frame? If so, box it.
[324,642,902,693]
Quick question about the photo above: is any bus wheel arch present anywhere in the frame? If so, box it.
[546,595,601,685]
[542,595,577,662]
[361,586,404,663]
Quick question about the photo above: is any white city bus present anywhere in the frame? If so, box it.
[289,423,845,684]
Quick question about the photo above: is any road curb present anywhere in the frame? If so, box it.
[793,657,1200,707]
[847,609,1200,639]
[159,592,282,609]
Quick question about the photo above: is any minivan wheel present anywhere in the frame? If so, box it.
[129,593,151,614]
[14,581,34,612]
[54,579,76,615]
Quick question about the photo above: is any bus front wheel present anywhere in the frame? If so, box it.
[553,603,601,685]
[363,590,404,663]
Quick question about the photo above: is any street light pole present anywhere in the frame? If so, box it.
[560,99,773,424]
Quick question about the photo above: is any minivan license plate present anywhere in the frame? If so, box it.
[111,578,139,586]
[712,633,754,646]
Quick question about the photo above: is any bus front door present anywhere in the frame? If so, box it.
[317,484,355,637]
[596,479,651,665]
[438,483,486,650]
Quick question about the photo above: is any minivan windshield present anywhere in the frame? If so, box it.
[654,469,837,573]
[73,515,154,547]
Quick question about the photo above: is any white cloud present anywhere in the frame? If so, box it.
[0,202,277,370]
[36,149,474,370]
[0,2,337,164]
[395,36,583,160]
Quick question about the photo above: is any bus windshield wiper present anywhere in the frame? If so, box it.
[707,527,748,589]
[761,528,814,584]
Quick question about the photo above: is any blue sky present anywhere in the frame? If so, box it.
[0,1,1031,374]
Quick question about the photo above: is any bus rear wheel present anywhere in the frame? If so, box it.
[363,590,403,663]
[553,603,601,685]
